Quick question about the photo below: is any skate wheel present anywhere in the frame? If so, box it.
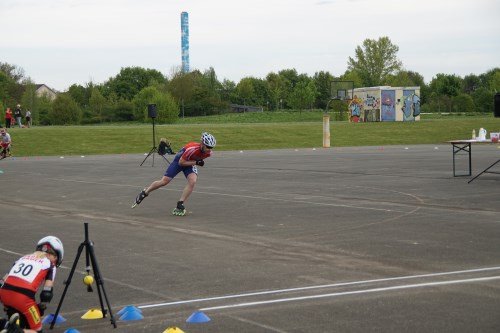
[172,209,186,216]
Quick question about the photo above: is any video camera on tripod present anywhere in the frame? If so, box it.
[140,104,171,167]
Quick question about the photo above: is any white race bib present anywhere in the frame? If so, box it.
[9,256,51,284]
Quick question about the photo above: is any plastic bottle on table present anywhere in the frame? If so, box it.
[472,129,476,139]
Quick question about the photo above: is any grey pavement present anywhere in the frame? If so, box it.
[0,144,499,332]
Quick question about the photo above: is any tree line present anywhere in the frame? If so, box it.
[1,37,499,125]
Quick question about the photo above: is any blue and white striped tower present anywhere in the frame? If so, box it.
[181,11,189,73]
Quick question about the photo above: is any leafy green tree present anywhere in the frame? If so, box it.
[88,88,108,123]
[278,69,300,89]
[35,95,53,125]
[312,71,334,109]
[288,80,316,111]
[462,74,481,94]
[478,68,500,92]
[235,77,270,106]
[340,70,363,88]
[488,70,500,92]
[103,67,166,100]
[236,78,255,106]
[471,87,494,113]
[218,79,236,105]
[168,69,195,118]
[0,71,12,104]
[21,81,37,112]
[0,70,20,107]
[452,93,475,113]
[347,36,402,86]
[277,69,300,108]
[429,73,463,97]
[244,77,268,107]
[386,70,423,87]
[386,70,428,104]
[0,62,25,83]
[133,86,178,123]
[174,69,227,117]
[0,62,28,106]
[67,84,91,108]
[427,92,452,113]
[112,99,135,121]
[266,72,285,110]
[194,68,228,115]
[203,67,218,96]
[50,94,81,125]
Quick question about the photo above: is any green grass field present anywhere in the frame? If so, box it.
[4,112,500,157]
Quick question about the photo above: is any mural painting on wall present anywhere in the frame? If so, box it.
[402,90,421,121]
[381,90,395,121]
[364,94,380,122]
[349,95,363,122]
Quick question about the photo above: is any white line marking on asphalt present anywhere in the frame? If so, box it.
[47,178,401,213]
[0,248,23,256]
[137,265,500,310]
[0,247,172,299]
[226,314,290,333]
[199,275,500,312]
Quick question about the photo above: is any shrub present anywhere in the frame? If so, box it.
[50,94,81,125]
[452,93,475,113]
[133,86,179,123]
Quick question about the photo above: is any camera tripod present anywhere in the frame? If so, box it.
[50,223,117,329]
[140,116,170,167]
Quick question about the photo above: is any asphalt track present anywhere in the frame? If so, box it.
[0,144,499,333]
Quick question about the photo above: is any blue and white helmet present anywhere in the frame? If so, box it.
[36,236,64,267]
[201,132,216,148]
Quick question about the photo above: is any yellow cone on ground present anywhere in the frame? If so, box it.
[163,327,186,333]
[81,308,103,319]
[83,275,94,286]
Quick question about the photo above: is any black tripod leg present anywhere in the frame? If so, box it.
[140,147,157,166]
[88,244,106,316]
[161,154,171,165]
[84,245,93,292]
[88,243,117,328]
[50,243,85,329]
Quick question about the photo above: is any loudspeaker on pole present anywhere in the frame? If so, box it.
[494,93,500,118]
[147,104,157,119]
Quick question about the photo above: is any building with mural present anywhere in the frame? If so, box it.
[349,86,420,122]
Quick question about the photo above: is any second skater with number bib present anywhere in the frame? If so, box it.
[132,132,216,216]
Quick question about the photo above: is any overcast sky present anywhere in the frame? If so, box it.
[1,0,499,91]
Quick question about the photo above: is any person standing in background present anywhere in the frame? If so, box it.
[25,109,32,128]
[5,108,12,129]
[13,105,23,128]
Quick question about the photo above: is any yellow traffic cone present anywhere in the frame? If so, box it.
[81,308,104,319]
[163,326,186,333]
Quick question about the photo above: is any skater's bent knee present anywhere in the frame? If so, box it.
[160,177,171,186]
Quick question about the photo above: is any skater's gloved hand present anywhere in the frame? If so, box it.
[196,160,205,166]
[37,303,47,316]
